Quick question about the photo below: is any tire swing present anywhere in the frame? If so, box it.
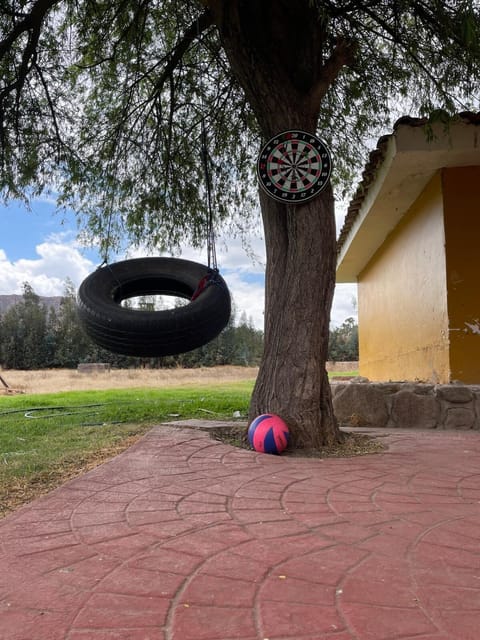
[77,128,231,358]
[77,257,230,357]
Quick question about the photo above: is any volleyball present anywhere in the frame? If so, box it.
[248,414,290,454]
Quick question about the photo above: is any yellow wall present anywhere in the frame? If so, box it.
[443,166,480,383]
[358,173,450,382]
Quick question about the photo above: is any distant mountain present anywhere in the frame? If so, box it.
[0,294,64,315]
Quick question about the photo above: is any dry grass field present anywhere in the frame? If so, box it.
[0,365,259,395]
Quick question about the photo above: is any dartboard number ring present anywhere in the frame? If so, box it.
[257,130,332,204]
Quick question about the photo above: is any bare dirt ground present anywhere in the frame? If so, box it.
[0,365,258,395]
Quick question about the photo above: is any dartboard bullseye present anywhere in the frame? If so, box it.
[257,130,332,204]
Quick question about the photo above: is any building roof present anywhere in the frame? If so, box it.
[336,112,480,282]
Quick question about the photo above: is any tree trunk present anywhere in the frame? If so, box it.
[209,0,344,447]
[249,186,340,449]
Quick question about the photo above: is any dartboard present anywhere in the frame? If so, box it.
[257,130,332,204]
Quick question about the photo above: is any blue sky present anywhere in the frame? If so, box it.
[0,196,357,329]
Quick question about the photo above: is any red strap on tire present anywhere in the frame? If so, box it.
[191,274,210,301]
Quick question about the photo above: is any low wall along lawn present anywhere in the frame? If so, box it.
[332,380,480,430]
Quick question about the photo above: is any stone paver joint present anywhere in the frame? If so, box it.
[1,425,479,639]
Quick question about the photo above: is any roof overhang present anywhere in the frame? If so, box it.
[336,117,480,282]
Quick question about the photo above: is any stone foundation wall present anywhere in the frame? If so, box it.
[331,381,480,430]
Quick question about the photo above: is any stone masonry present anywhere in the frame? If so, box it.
[331,380,480,430]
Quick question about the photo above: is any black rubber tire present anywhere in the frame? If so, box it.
[77,257,231,357]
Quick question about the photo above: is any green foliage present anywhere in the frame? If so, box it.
[328,317,358,361]
[1,1,479,249]
[0,283,51,369]
[0,281,264,369]
[0,382,253,508]
[329,369,359,378]
[161,308,264,368]
[53,280,92,367]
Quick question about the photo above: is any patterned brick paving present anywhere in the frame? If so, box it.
[1,426,480,639]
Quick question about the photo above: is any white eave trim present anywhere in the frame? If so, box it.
[336,121,480,283]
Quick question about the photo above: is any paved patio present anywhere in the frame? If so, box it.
[1,424,480,639]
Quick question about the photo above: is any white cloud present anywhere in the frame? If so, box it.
[331,283,358,327]
[0,241,95,297]
[124,234,356,331]
[126,234,266,273]
[222,271,265,329]
[125,237,266,328]
[0,231,355,331]
[335,196,349,235]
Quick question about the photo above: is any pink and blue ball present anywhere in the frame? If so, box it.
[248,414,290,454]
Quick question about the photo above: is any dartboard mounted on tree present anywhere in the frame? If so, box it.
[257,130,332,204]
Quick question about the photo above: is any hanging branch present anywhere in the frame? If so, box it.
[307,37,357,113]
[0,0,60,61]
[149,8,213,99]
[0,0,61,120]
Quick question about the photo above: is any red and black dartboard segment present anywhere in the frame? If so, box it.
[257,130,332,204]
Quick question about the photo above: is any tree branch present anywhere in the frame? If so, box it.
[34,61,63,153]
[0,16,42,110]
[0,0,61,62]
[307,37,357,111]
[149,8,213,99]
[0,0,62,120]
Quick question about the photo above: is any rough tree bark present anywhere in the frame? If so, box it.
[204,0,353,448]
[252,187,339,449]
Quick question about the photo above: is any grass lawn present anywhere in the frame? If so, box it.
[0,381,253,517]
[328,370,359,378]
[0,369,368,518]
